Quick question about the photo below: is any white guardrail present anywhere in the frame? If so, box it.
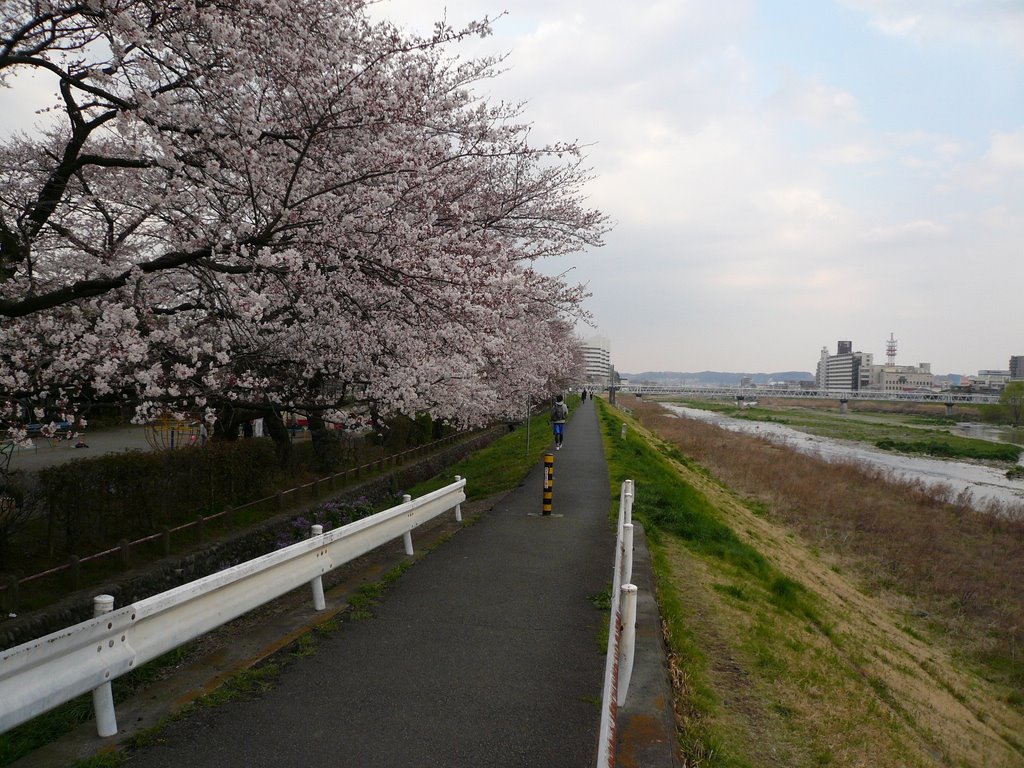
[595,479,638,768]
[0,477,467,737]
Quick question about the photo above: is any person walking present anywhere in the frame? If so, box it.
[550,394,568,450]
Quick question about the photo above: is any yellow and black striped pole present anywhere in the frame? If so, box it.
[542,452,554,516]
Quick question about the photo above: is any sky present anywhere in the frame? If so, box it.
[364,0,1024,375]
[3,1,1023,375]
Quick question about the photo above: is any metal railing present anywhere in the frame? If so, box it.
[0,432,470,611]
[596,479,638,768]
[0,477,467,737]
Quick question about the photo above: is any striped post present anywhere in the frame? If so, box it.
[542,452,554,516]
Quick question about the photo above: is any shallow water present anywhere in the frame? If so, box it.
[661,404,1024,510]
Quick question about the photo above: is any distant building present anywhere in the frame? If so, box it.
[581,334,612,384]
[868,362,934,392]
[1010,356,1024,381]
[816,342,873,390]
[973,370,1011,389]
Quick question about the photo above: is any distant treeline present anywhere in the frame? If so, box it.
[624,371,815,386]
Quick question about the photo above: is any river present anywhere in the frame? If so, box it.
[660,404,1024,510]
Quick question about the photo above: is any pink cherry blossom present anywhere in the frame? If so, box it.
[1,1,607,452]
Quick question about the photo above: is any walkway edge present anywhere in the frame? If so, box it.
[616,521,683,767]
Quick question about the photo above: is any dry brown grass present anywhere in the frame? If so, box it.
[624,396,1024,694]
[612,400,1024,765]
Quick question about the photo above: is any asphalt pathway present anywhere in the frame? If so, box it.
[124,398,614,768]
[5,425,154,474]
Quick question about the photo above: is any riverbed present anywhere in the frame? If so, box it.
[661,404,1024,510]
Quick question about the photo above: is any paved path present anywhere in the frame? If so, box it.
[5,425,153,474]
[123,398,614,767]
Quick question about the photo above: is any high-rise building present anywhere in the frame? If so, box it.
[581,335,611,384]
[816,341,872,390]
[1010,355,1024,381]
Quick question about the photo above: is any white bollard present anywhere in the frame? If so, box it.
[617,584,638,707]
[92,594,118,737]
[402,495,414,555]
[620,423,627,439]
[622,523,634,585]
[624,480,634,526]
[309,524,326,611]
[454,476,463,522]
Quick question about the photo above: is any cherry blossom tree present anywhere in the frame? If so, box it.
[0,0,607,460]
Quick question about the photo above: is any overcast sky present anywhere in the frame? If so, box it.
[3,1,1022,376]
[369,0,1024,375]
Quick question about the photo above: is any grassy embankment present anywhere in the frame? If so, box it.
[669,399,1024,464]
[598,396,1024,767]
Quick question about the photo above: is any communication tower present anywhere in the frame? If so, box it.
[886,333,897,366]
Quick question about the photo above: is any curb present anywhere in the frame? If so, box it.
[617,521,682,767]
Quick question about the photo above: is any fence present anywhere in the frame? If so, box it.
[0,477,467,737]
[0,432,466,613]
[595,479,638,768]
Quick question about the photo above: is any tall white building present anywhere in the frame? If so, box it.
[581,334,611,384]
[816,342,873,390]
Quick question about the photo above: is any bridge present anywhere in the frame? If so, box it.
[618,384,1000,415]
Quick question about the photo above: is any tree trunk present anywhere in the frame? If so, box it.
[263,410,291,468]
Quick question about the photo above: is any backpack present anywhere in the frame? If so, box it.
[551,401,567,421]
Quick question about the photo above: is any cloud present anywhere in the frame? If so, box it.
[841,0,1024,56]
[818,143,886,166]
[766,74,862,125]
[760,186,838,220]
[987,130,1024,169]
[862,219,947,244]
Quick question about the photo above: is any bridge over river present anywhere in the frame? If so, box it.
[618,384,1000,415]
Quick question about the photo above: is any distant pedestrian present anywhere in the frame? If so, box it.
[581,388,588,401]
[550,394,568,450]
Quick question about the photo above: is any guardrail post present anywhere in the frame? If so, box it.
[617,584,638,707]
[624,480,634,525]
[309,525,326,611]
[454,476,463,522]
[401,494,414,555]
[622,523,634,585]
[92,595,118,737]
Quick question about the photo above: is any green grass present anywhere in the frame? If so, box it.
[597,401,828,766]
[0,645,191,766]
[874,437,1021,461]
[668,399,1023,464]
[73,753,125,768]
[409,398,578,501]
